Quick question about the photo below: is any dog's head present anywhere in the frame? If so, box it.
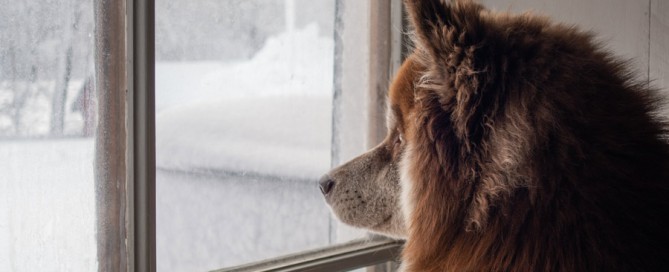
[318,0,489,240]
[319,0,493,239]
[319,55,424,239]
[320,0,598,240]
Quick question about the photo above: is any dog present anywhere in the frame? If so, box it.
[320,0,669,271]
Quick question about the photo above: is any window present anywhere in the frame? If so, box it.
[154,0,336,270]
[1,0,154,270]
[154,0,405,271]
[1,0,405,271]
[0,0,97,270]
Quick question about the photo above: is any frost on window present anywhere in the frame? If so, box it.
[155,0,336,271]
[0,0,97,271]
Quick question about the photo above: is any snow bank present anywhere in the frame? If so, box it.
[202,23,334,98]
[157,95,332,180]
[156,24,334,179]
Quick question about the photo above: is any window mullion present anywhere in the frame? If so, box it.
[127,0,156,271]
[94,0,128,271]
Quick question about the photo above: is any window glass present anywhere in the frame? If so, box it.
[155,0,339,270]
[0,0,97,270]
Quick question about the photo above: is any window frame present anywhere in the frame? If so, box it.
[95,0,155,271]
[94,0,131,271]
[214,238,402,272]
[127,0,156,271]
[96,0,406,271]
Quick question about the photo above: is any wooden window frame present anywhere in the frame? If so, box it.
[94,0,155,271]
[214,238,402,272]
[95,0,405,271]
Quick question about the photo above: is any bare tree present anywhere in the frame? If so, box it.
[2,1,45,137]
[0,0,93,138]
[50,0,83,136]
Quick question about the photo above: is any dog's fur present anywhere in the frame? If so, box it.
[322,0,669,271]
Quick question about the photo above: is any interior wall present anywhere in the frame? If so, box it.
[478,0,669,102]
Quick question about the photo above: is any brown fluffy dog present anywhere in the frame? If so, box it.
[321,0,669,271]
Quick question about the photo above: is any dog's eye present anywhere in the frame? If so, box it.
[395,133,403,146]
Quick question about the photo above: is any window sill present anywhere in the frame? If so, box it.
[213,237,403,272]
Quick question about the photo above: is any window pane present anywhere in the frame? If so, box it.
[0,0,97,270]
[155,0,338,270]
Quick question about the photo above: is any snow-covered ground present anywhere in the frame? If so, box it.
[157,95,332,180]
[1,24,345,271]
[0,139,96,271]
[156,171,330,271]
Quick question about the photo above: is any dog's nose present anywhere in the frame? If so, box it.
[319,175,335,195]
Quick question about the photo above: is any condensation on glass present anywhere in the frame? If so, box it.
[0,0,98,270]
[154,0,342,271]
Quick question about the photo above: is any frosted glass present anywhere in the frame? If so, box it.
[0,0,97,270]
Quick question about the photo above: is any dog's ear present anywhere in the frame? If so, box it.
[404,0,490,147]
[404,0,486,61]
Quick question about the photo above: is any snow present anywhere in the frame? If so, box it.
[156,23,334,180]
[0,139,97,272]
[156,95,332,180]
[156,170,330,271]
[155,23,333,110]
